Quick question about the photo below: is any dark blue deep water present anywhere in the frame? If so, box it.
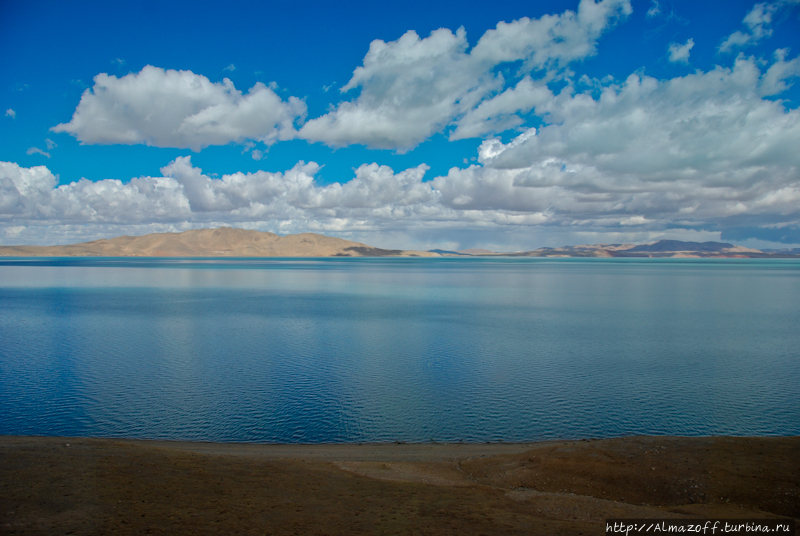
[1,257,798,443]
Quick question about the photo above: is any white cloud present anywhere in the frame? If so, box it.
[26,147,51,158]
[156,157,438,214]
[451,77,553,140]
[223,64,236,72]
[306,162,435,209]
[619,215,649,225]
[52,1,632,154]
[5,51,800,250]
[15,56,795,237]
[7,1,800,249]
[0,161,190,224]
[299,27,496,151]
[5,109,16,119]
[299,0,631,151]
[760,48,800,95]
[458,55,800,231]
[668,38,694,64]
[469,0,632,70]
[0,155,540,248]
[646,0,660,18]
[25,139,57,159]
[481,55,800,174]
[719,0,799,53]
[0,157,438,228]
[432,163,551,214]
[52,66,307,151]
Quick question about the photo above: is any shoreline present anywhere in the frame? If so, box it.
[1,228,798,259]
[5,432,799,459]
[2,434,797,535]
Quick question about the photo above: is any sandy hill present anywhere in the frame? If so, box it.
[0,228,437,257]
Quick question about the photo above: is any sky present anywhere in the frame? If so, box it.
[2,0,799,251]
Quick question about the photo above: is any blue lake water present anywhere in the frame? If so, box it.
[1,257,798,443]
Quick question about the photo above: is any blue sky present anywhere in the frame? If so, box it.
[2,0,799,250]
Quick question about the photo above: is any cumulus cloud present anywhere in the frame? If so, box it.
[451,77,553,140]
[299,0,631,150]
[480,56,800,172]
[53,1,632,153]
[0,154,559,248]
[5,109,15,119]
[0,157,438,229]
[0,161,189,224]
[52,66,307,151]
[456,55,800,233]
[7,51,800,245]
[469,0,632,70]
[299,27,495,151]
[5,47,800,251]
[8,1,800,248]
[668,38,694,63]
[157,157,437,214]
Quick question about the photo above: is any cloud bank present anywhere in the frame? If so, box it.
[4,51,800,249]
[9,0,799,248]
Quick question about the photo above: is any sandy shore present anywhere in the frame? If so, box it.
[1,435,797,535]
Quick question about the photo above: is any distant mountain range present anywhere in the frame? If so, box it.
[0,229,797,258]
[438,240,799,258]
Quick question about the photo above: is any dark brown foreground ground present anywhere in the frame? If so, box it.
[1,435,797,535]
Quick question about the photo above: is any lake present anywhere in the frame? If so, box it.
[1,257,798,443]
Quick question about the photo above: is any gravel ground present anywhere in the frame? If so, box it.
[1,435,797,535]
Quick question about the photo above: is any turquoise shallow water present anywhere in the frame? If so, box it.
[0,257,798,443]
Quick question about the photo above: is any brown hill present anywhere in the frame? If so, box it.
[0,228,437,257]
